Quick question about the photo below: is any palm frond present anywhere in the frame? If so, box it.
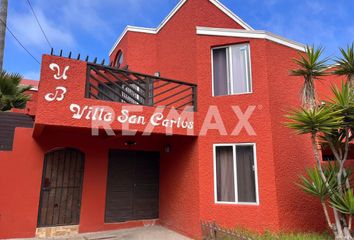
[330,189,354,214]
[291,45,329,78]
[0,70,32,111]
[334,43,354,78]
[285,106,344,135]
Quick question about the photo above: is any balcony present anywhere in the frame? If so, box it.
[86,63,197,111]
[33,55,198,137]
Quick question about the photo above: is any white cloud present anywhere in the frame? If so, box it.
[8,7,76,50]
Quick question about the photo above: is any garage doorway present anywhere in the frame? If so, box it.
[105,150,160,222]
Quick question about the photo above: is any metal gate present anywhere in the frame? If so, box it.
[37,148,85,227]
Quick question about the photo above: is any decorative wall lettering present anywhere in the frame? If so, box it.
[49,63,70,80]
[44,86,67,102]
[69,103,194,130]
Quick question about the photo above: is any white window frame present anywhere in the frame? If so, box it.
[211,43,253,97]
[213,143,259,205]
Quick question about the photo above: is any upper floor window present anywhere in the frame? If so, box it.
[212,44,252,96]
[115,50,124,67]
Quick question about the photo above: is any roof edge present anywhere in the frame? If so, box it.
[109,26,157,55]
[196,26,306,52]
[209,0,253,30]
[109,0,253,56]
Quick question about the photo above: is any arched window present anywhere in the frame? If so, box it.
[115,50,123,67]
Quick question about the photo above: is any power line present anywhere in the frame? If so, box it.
[0,18,40,64]
[26,0,52,49]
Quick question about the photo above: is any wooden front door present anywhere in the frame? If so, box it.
[37,148,85,227]
[105,150,159,223]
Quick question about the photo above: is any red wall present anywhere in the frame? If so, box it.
[0,125,199,238]
[265,41,326,231]
[0,128,43,239]
[196,36,281,231]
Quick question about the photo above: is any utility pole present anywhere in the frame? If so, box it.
[0,0,8,72]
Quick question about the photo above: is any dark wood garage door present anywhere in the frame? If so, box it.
[37,148,85,227]
[105,150,159,223]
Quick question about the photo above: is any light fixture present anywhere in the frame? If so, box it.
[154,72,160,77]
[124,141,137,146]
[165,144,171,153]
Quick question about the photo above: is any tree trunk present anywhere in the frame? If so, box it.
[349,75,354,89]
[322,202,333,229]
[311,133,344,237]
[302,77,317,109]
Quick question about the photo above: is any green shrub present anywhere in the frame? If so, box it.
[233,228,332,240]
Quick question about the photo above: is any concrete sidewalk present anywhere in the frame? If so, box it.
[13,226,192,240]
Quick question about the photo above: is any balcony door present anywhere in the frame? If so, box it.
[105,150,160,222]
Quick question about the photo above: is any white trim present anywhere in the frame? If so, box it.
[155,0,188,33]
[213,143,259,205]
[232,144,238,203]
[109,0,253,55]
[109,25,157,55]
[209,0,253,31]
[197,26,306,52]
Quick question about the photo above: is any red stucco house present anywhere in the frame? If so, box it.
[0,0,341,239]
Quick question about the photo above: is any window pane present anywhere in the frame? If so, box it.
[98,83,121,102]
[236,145,256,202]
[215,146,235,202]
[213,48,228,96]
[230,45,251,94]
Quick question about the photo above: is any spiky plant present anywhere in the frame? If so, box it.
[334,43,354,88]
[291,45,329,109]
[0,70,32,111]
[286,82,354,239]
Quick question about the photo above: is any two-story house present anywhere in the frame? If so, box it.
[0,0,332,238]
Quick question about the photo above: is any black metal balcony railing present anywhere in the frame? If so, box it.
[85,63,197,111]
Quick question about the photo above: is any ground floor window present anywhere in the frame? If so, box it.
[213,143,258,204]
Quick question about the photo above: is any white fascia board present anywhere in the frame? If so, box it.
[196,26,306,52]
[109,0,187,56]
[109,26,157,56]
[209,0,253,30]
[109,0,255,56]
[155,0,188,32]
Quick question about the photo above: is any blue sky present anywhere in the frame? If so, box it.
[4,0,354,80]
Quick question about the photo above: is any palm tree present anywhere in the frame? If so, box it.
[334,43,354,88]
[291,45,329,109]
[0,70,32,111]
[286,82,354,239]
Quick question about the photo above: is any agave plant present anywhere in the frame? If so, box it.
[334,44,354,88]
[0,70,32,111]
[291,45,329,109]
